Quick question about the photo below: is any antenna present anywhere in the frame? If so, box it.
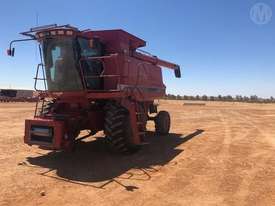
[35,12,39,61]
[36,12,39,26]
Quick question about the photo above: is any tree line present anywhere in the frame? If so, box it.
[164,94,275,103]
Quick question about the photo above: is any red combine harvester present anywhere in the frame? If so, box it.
[8,24,181,153]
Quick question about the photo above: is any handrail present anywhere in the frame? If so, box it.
[79,53,118,61]
[79,53,121,91]
[20,24,79,38]
[85,75,120,78]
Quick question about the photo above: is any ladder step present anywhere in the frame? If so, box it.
[136,112,145,115]
[138,141,150,146]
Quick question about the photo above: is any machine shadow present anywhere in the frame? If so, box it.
[27,129,204,184]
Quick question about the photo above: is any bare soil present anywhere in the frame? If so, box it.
[0,100,275,206]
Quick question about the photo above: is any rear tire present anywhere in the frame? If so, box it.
[104,103,138,154]
[155,111,170,135]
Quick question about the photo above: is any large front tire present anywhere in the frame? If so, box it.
[104,103,137,153]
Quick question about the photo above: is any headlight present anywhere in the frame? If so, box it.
[30,126,54,143]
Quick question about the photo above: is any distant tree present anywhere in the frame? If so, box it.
[164,94,274,104]
[202,95,208,101]
[250,95,258,103]
[166,94,177,100]
[223,95,233,101]
[183,95,188,100]
[176,95,182,100]
[243,96,249,102]
[235,95,243,102]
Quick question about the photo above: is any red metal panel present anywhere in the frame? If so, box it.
[120,99,140,144]
[25,118,64,149]
[83,29,146,53]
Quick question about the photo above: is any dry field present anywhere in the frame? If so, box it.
[0,100,275,206]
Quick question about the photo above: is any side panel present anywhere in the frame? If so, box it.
[118,56,166,100]
[25,119,64,149]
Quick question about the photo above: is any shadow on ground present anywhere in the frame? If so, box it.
[26,129,204,188]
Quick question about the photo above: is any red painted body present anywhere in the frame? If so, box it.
[15,25,181,150]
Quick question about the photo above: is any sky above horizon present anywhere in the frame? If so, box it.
[0,0,274,98]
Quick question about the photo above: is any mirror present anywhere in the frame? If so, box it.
[7,48,15,57]
[174,66,181,78]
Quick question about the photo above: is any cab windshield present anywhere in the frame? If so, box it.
[42,38,83,91]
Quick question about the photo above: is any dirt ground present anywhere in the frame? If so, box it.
[0,100,275,206]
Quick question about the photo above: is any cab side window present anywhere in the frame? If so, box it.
[78,38,104,90]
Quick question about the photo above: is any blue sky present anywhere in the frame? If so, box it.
[0,0,274,97]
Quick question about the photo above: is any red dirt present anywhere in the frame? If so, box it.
[1,101,275,206]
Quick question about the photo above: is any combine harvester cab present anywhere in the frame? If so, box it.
[8,24,181,153]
